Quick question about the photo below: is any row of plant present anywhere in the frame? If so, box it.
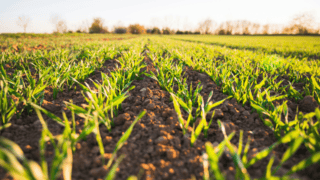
[0,38,148,179]
[144,47,227,146]
[0,33,135,53]
[153,37,320,104]
[170,35,320,60]
[1,36,320,179]
[146,37,320,179]
[0,37,144,129]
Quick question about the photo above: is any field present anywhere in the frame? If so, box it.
[0,34,320,180]
[170,35,320,60]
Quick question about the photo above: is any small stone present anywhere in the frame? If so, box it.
[33,120,41,125]
[91,146,100,154]
[146,146,154,153]
[212,141,219,148]
[172,137,181,149]
[152,96,160,100]
[18,125,25,131]
[142,99,152,106]
[221,105,228,112]
[166,148,180,159]
[166,116,176,125]
[247,118,255,124]
[123,121,132,130]
[114,113,131,126]
[155,136,169,145]
[146,103,156,110]
[230,108,240,115]
[198,73,207,79]
[131,134,141,142]
[214,109,224,118]
[243,111,250,116]
[89,166,108,177]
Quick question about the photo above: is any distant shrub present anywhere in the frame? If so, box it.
[162,28,174,35]
[176,30,184,34]
[114,27,127,34]
[89,18,108,33]
[151,27,161,34]
[128,24,146,34]
[176,30,200,35]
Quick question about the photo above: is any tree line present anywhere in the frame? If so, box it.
[16,13,320,35]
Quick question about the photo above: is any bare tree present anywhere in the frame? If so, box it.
[262,24,269,35]
[16,16,30,33]
[198,18,215,34]
[289,13,315,34]
[241,20,252,35]
[50,15,67,33]
[251,23,260,34]
[225,21,234,35]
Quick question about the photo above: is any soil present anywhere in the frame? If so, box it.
[0,45,320,180]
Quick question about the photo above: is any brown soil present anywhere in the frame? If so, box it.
[0,59,120,180]
[0,46,319,180]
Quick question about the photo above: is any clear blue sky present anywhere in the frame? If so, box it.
[0,0,319,33]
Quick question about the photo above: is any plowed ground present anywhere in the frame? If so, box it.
[0,46,319,180]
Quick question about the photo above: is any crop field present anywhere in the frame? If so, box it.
[0,34,320,180]
[170,35,320,60]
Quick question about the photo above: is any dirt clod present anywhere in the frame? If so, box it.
[299,95,319,112]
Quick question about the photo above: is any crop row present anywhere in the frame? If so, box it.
[0,34,135,53]
[0,35,320,179]
[0,37,148,179]
[170,35,320,60]
[146,37,320,179]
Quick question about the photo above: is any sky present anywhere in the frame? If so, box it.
[0,0,320,33]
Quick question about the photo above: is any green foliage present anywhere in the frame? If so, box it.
[89,17,108,33]
[128,24,146,34]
